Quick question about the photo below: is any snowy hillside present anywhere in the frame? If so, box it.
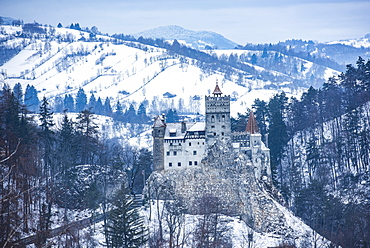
[134,25,238,50]
[50,113,152,148]
[0,24,342,118]
[327,33,370,48]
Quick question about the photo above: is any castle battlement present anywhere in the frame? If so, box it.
[205,95,230,113]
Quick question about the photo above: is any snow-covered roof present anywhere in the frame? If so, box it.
[164,122,204,139]
[188,122,205,131]
[153,116,166,127]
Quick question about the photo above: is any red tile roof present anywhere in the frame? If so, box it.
[246,111,259,134]
[213,84,223,95]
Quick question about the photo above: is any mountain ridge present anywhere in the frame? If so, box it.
[1,21,368,118]
[134,25,239,50]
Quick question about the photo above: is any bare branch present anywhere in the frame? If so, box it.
[0,164,16,183]
[0,138,22,164]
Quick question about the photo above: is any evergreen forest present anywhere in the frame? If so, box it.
[232,57,370,247]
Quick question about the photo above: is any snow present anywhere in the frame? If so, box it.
[1,27,313,118]
[36,113,152,149]
[327,37,370,48]
[0,25,22,39]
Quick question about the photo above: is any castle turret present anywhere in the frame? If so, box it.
[152,115,166,171]
[246,111,271,180]
[205,80,231,147]
[246,111,259,134]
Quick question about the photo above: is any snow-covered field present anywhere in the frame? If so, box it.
[0,25,340,117]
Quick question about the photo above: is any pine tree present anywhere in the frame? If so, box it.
[95,97,103,115]
[55,113,79,215]
[104,97,113,116]
[12,83,23,104]
[24,84,39,112]
[252,99,268,142]
[137,102,149,124]
[115,101,124,121]
[39,96,56,182]
[251,54,257,65]
[63,94,74,112]
[105,184,148,248]
[124,104,137,123]
[268,92,288,186]
[261,47,268,58]
[166,109,179,123]
[76,109,99,164]
[74,23,81,30]
[88,93,97,112]
[75,88,87,112]
[53,96,64,113]
[38,96,56,247]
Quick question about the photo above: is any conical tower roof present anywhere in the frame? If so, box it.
[153,115,166,127]
[245,111,259,134]
[212,79,223,95]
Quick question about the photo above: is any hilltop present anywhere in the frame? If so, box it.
[0,21,351,118]
[134,25,239,50]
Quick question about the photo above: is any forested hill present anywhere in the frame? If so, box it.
[0,21,346,118]
[234,57,370,247]
[1,18,370,246]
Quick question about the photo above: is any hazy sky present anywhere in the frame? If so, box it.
[1,0,369,44]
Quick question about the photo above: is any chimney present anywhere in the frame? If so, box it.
[181,121,186,133]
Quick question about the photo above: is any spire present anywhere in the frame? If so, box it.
[245,111,259,134]
[212,79,223,96]
[153,115,166,128]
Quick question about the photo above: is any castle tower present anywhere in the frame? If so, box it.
[205,80,231,147]
[152,115,166,171]
[245,111,259,134]
[246,111,271,180]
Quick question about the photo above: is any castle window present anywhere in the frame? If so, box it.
[214,132,216,136]
[178,162,181,167]
[222,115,225,122]
[194,161,198,165]
[222,125,225,128]
[166,151,170,156]
[173,151,177,156]
[169,129,177,137]
[189,161,192,165]
[193,151,197,155]
[211,125,215,128]
[189,142,192,146]
[221,132,224,136]
[169,162,172,167]
[211,116,215,123]
[170,143,173,146]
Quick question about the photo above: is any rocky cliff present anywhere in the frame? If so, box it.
[146,140,330,245]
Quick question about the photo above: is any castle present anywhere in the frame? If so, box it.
[152,82,271,180]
